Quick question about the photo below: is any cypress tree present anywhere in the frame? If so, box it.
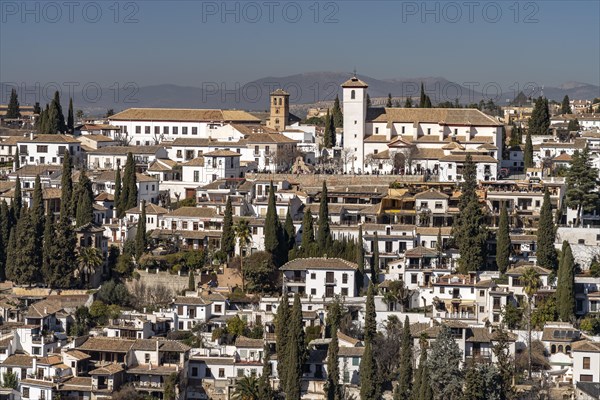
[188,269,196,291]
[404,96,413,108]
[276,295,290,389]
[135,201,147,260]
[332,95,343,128]
[317,181,332,252]
[523,131,534,169]
[49,91,66,133]
[75,172,94,227]
[13,147,19,170]
[371,232,379,283]
[264,182,281,259]
[396,315,413,400]
[41,104,50,134]
[67,97,74,132]
[301,209,315,250]
[6,89,20,119]
[45,218,77,288]
[364,283,377,343]
[5,228,16,283]
[424,95,432,108]
[324,110,333,148]
[326,329,340,400]
[561,95,572,114]
[221,196,235,256]
[387,93,393,108]
[328,111,336,147]
[42,211,54,285]
[31,176,45,271]
[419,83,427,108]
[529,96,550,135]
[356,225,365,289]
[7,209,38,285]
[60,151,73,220]
[537,189,558,272]
[496,204,511,274]
[453,154,487,273]
[556,241,575,322]
[124,153,138,211]
[0,213,4,281]
[0,201,11,248]
[114,167,122,218]
[285,293,305,400]
[258,342,274,398]
[284,209,296,250]
[359,341,378,400]
[412,336,432,400]
[13,176,22,220]
[366,94,372,108]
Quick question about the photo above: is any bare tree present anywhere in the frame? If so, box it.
[340,147,355,173]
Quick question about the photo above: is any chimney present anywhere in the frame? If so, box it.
[30,132,34,140]
[32,356,37,372]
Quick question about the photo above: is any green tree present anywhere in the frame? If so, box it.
[493,328,515,399]
[522,267,541,379]
[367,94,372,108]
[537,189,558,271]
[301,209,315,251]
[13,176,22,220]
[67,97,74,132]
[496,205,511,274]
[234,219,252,291]
[317,181,332,251]
[453,154,487,273]
[74,172,94,227]
[360,340,379,400]
[462,363,503,400]
[364,283,377,343]
[565,147,599,226]
[560,95,572,114]
[404,96,413,108]
[232,375,260,400]
[556,241,575,322]
[419,83,427,108]
[258,342,274,399]
[357,225,365,289]
[221,196,235,256]
[276,294,290,390]
[284,209,296,251]
[1,370,18,389]
[324,110,333,148]
[60,151,73,220]
[121,153,138,212]
[529,96,550,136]
[332,95,343,128]
[285,293,305,400]
[326,328,340,400]
[386,93,393,108]
[427,325,463,400]
[412,335,432,400]
[135,201,147,260]
[6,89,20,119]
[264,182,281,257]
[371,232,380,283]
[395,315,413,400]
[48,91,66,133]
[6,209,38,285]
[77,247,103,288]
[188,268,196,291]
[523,132,534,168]
[567,118,580,132]
[114,166,122,218]
[31,175,45,271]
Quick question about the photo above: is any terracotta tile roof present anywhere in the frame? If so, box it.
[148,159,179,172]
[414,189,449,200]
[8,165,62,178]
[413,148,445,159]
[280,257,358,271]
[18,134,80,143]
[170,137,241,147]
[341,76,368,88]
[132,338,191,352]
[60,376,92,389]
[203,149,241,157]
[78,337,135,353]
[64,349,91,360]
[439,154,498,163]
[572,340,600,352]
[127,364,179,376]
[370,108,502,126]
[183,157,205,167]
[240,133,297,144]
[552,153,572,162]
[415,226,452,235]
[95,192,114,201]
[79,134,115,141]
[20,378,55,388]
[337,331,360,346]
[93,170,157,183]
[405,246,439,258]
[338,347,364,357]
[1,354,33,367]
[541,326,580,342]
[173,296,211,305]
[125,203,169,215]
[89,363,125,375]
[169,207,218,218]
[88,145,164,155]
[364,135,389,143]
[235,336,264,348]
[506,265,551,276]
[109,108,260,123]
[230,124,278,135]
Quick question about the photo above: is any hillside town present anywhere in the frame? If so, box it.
[0,78,599,400]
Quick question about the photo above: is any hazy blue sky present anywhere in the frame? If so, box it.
[1,1,599,88]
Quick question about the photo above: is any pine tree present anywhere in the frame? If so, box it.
[135,201,147,260]
[221,196,235,256]
[332,95,343,128]
[427,325,463,400]
[537,189,558,272]
[371,232,379,283]
[523,131,534,168]
[395,315,413,400]
[496,204,511,274]
[60,151,73,220]
[284,209,296,250]
[13,176,22,220]
[276,295,290,390]
[75,172,94,227]
[114,167,122,218]
[453,154,487,273]
[317,181,332,251]
[67,97,74,133]
[285,293,305,400]
[561,95,572,114]
[359,340,378,400]
[565,147,600,227]
[326,328,340,400]
[386,93,393,108]
[6,89,20,119]
[364,283,377,343]
[556,241,575,322]
[301,209,315,251]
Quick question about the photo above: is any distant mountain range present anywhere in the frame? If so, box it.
[2,72,599,116]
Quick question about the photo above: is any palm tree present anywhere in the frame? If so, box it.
[76,246,103,288]
[522,267,541,379]
[234,219,252,292]
[232,375,260,400]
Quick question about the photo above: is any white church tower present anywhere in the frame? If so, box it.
[342,75,369,173]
